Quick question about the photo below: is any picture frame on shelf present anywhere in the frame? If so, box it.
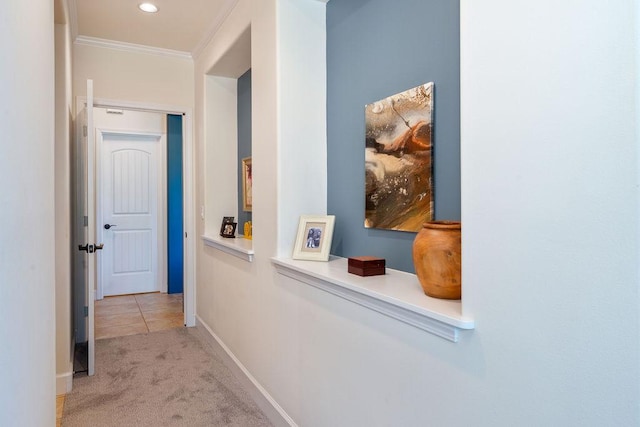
[220,217,236,238]
[241,157,252,212]
[292,215,335,261]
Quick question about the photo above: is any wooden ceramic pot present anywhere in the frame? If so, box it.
[412,221,461,299]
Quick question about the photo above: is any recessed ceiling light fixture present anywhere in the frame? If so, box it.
[138,3,158,13]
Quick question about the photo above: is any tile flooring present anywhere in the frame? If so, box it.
[56,394,65,427]
[96,292,184,340]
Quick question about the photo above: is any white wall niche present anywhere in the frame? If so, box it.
[202,24,253,260]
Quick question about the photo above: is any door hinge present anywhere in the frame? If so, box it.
[84,215,88,226]
[83,125,87,137]
[185,232,187,238]
[83,306,89,317]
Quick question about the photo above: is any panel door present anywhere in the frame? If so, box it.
[100,133,161,296]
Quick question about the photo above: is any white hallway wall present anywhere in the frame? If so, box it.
[194,0,328,425]
[54,7,75,393]
[460,0,639,424]
[197,0,639,426]
[73,43,194,108]
[0,0,56,425]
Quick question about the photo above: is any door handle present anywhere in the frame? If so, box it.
[78,244,89,252]
[104,224,117,230]
[95,243,104,251]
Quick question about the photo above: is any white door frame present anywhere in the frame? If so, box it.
[78,96,196,328]
[96,128,167,299]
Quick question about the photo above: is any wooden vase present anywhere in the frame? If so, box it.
[412,221,461,300]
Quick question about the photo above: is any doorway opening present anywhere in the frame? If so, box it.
[73,97,195,376]
[94,108,170,298]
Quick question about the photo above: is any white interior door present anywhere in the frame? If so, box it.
[99,131,163,296]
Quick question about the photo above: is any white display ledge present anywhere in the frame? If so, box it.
[202,235,254,262]
[271,256,474,342]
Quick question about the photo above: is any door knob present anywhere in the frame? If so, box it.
[104,224,117,230]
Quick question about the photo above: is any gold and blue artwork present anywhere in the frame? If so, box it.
[364,82,434,232]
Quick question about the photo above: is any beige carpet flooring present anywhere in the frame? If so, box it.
[62,328,272,426]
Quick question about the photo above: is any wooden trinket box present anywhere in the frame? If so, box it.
[348,256,386,277]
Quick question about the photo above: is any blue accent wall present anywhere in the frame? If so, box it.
[327,0,461,273]
[167,114,183,293]
[237,69,252,231]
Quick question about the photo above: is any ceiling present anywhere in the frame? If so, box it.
[69,0,238,57]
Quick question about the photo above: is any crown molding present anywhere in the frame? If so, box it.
[74,36,193,60]
[191,0,240,60]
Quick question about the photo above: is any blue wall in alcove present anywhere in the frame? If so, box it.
[167,114,183,293]
[237,69,252,231]
[327,0,461,272]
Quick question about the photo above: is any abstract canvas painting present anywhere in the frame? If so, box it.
[364,82,434,232]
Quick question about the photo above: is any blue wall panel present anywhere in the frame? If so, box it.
[327,0,460,272]
[237,69,253,231]
[167,114,183,294]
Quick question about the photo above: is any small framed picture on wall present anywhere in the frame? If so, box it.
[242,157,252,212]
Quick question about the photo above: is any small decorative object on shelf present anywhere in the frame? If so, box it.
[243,221,252,240]
[348,256,386,277]
[292,215,335,261]
[220,216,237,238]
[412,221,461,299]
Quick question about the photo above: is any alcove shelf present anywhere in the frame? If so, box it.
[202,234,254,262]
[271,256,474,342]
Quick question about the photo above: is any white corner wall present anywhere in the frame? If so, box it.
[460,0,639,425]
[276,0,328,254]
[194,0,639,426]
[194,0,331,425]
[0,0,56,425]
[55,18,75,394]
[204,76,239,234]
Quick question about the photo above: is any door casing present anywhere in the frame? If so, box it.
[75,96,196,331]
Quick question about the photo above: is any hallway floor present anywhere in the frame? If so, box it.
[96,292,184,339]
[56,293,185,425]
[61,328,273,426]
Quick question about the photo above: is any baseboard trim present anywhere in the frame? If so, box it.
[56,369,73,395]
[194,316,296,427]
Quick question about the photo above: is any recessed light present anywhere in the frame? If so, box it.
[139,3,158,13]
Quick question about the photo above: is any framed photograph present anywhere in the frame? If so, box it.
[292,215,335,261]
[241,157,252,212]
[220,217,236,238]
